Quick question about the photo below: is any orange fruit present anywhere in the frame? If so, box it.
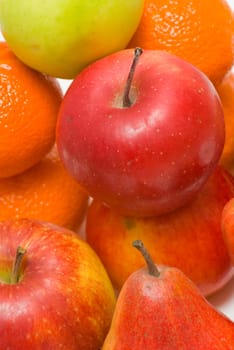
[0,146,89,230]
[0,41,62,178]
[128,0,234,85]
[217,69,234,173]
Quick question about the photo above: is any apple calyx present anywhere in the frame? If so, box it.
[132,240,160,277]
[122,47,143,108]
[10,246,26,284]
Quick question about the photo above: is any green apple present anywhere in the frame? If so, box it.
[0,0,144,78]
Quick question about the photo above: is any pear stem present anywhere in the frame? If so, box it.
[10,246,26,284]
[122,47,143,108]
[132,240,160,277]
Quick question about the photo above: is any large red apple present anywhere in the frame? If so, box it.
[56,48,225,217]
[0,218,116,350]
[86,166,234,296]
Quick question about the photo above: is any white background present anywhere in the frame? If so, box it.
[0,0,234,321]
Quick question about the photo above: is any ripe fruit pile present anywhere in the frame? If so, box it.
[128,0,234,85]
[0,41,89,230]
[0,0,234,349]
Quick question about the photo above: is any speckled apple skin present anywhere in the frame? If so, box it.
[57,49,225,217]
[102,266,234,349]
[0,219,116,350]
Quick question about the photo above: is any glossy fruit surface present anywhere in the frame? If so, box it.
[86,166,234,295]
[0,41,62,178]
[128,0,234,85]
[0,0,144,78]
[57,49,225,217]
[0,147,89,230]
[0,218,116,350]
[103,263,234,349]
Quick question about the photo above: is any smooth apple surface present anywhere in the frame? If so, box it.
[86,166,234,296]
[0,1,144,78]
[57,49,225,217]
[0,218,116,350]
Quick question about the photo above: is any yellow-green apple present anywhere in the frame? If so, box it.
[0,218,116,350]
[86,166,234,296]
[0,1,144,78]
[221,197,234,264]
[56,48,225,218]
[103,240,234,349]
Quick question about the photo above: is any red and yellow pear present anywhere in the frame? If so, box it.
[102,240,234,349]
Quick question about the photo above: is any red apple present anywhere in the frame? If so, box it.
[221,197,234,264]
[86,166,234,296]
[0,218,116,350]
[56,48,224,217]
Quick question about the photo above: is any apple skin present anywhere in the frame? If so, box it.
[86,166,234,296]
[0,1,144,78]
[103,265,234,349]
[221,197,234,264]
[0,218,116,350]
[56,49,225,218]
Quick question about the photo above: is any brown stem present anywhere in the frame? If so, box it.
[11,246,26,284]
[122,47,143,108]
[132,240,160,277]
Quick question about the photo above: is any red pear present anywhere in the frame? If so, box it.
[102,240,234,349]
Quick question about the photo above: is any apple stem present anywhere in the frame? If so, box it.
[132,240,160,277]
[122,47,143,108]
[10,246,26,284]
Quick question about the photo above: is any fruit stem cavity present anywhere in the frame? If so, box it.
[132,239,160,277]
[11,246,26,284]
[123,47,143,108]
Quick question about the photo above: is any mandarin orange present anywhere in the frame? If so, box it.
[128,0,234,85]
[0,41,62,178]
[0,146,89,230]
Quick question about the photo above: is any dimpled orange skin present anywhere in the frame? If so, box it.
[0,41,62,178]
[0,147,89,230]
[128,0,234,85]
